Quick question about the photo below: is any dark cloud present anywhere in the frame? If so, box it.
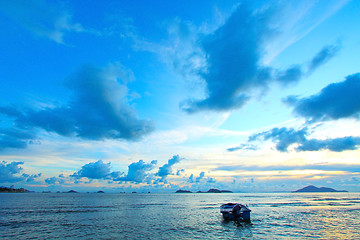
[180,3,337,113]
[0,128,36,150]
[248,127,360,152]
[308,44,339,73]
[297,137,360,152]
[157,155,181,179]
[285,73,360,121]
[275,65,303,86]
[181,3,274,113]
[0,64,154,150]
[114,160,157,183]
[250,127,308,152]
[0,161,41,183]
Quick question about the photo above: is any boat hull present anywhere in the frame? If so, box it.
[220,203,251,222]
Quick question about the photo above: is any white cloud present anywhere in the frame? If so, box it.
[0,0,90,44]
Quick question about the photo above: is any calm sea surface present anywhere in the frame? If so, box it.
[1,192,359,239]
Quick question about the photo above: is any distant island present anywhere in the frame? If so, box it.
[176,188,233,193]
[65,190,78,193]
[0,186,30,193]
[176,189,192,193]
[293,185,348,193]
[199,189,233,193]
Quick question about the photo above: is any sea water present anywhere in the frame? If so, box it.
[1,192,359,239]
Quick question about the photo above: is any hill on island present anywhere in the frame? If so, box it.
[292,185,347,193]
[175,188,233,193]
[0,186,30,193]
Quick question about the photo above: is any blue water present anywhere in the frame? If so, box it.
[1,192,360,239]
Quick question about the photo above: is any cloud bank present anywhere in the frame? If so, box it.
[67,156,183,185]
[248,127,360,152]
[230,72,360,153]
[0,63,154,150]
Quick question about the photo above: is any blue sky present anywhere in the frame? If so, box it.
[1,0,360,192]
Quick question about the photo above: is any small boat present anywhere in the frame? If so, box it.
[220,203,251,222]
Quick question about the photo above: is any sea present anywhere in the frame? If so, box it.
[1,192,359,239]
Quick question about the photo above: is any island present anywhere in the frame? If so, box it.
[97,190,105,193]
[292,185,348,193]
[176,188,233,193]
[65,190,78,193]
[176,189,192,193]
[198,189,233,193]
[0,186,30,193]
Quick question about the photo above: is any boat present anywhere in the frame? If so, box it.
[220,203,251,222]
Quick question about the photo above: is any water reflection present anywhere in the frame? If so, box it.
[221,218,254,238]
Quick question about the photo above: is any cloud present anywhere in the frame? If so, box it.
[227,143,258,152]
[180,3,275,113]
[0,161,25,183]
[22,173,42,183]
[263,1,348,63]
[297,136,360,152]
[275,65,303,86]
[248,127,360,152]
[67,156,181,185]
[285,73,360,121]
[176,169,185,176]
[0,63,154,150]
[188,171,211,184]
[0,127,36,150]
[72,160,114,180]
[45,175,65,185]
[215,164,360,173]
[188,174,194,183]
[114,160,157,183]
[207,177,216,184]
[0,161,41,183]
[179,2,338,113]
[196,172,205,183]
[0,0,86,44]
[250,127,308,152]
[156,155,181,179]
[308,44,340,73]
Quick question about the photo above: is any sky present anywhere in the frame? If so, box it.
[1,0,360,193]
